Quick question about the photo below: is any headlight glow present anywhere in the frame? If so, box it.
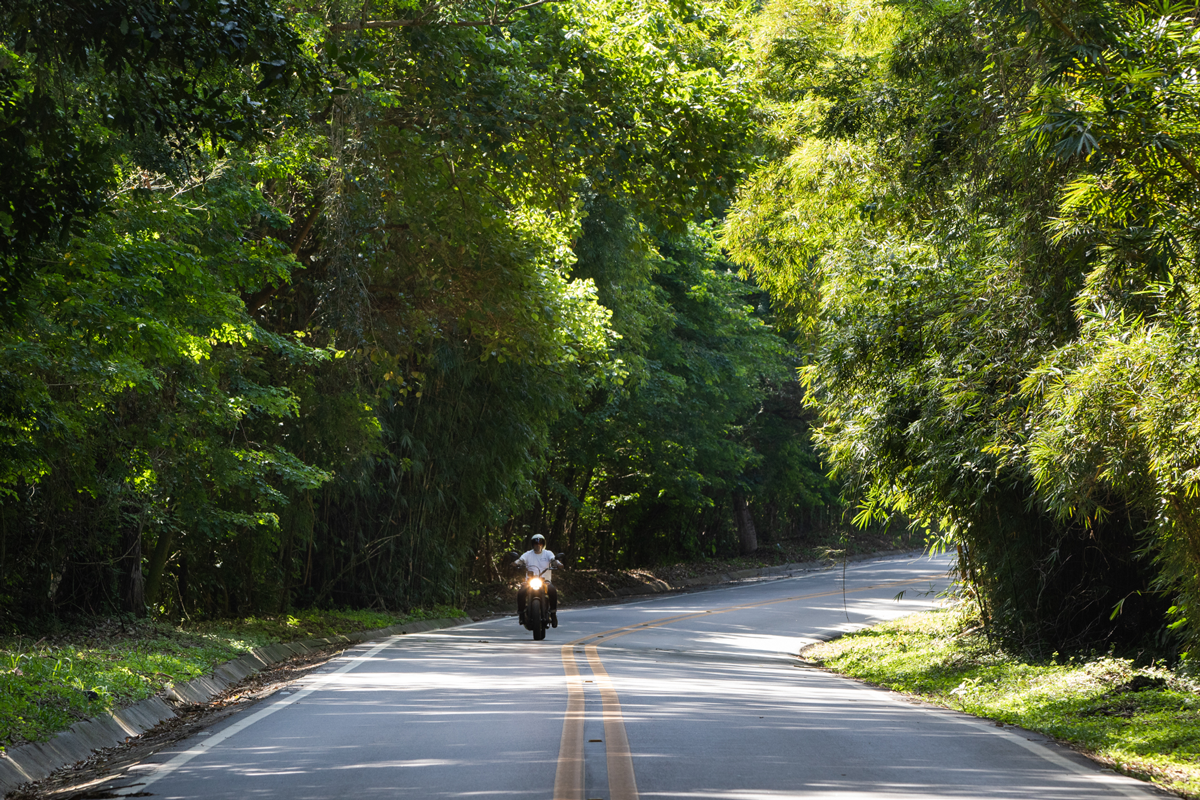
[529,577,544,590]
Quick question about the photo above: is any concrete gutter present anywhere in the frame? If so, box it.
[0,617,470,796]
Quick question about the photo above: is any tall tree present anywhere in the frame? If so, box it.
[725,0,1195,653]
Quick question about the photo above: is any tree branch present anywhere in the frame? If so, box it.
[1028,0,1084,45]
[1166,143,1200,185]
[289,205,323,257]
[244,203,323,313]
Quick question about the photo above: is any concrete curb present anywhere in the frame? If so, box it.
[0,617,471,796]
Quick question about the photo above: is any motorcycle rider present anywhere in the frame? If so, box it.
[514,534,561,628]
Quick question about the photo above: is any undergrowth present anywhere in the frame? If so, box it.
[807,606,1200,797]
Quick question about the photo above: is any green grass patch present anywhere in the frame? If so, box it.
[188,605,465,650]
[807,607,1200,797]
[0,605,466,753]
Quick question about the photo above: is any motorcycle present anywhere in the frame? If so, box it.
[522,565,553,641]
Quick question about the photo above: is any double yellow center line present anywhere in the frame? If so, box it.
[552,572,945,800]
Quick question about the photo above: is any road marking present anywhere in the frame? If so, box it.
[554,645,586,800]
[992,727,1155,799]
[551,571,947,800]
[112,636,401,796]
[585,645,639,800]
[874,690,1158,798]
[560,564,1150,800]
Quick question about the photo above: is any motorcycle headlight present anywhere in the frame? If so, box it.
[529,577,544,590]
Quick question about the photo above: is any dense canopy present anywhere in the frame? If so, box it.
[727,0,1200,655]
[0,0,830,626]
[4,0,1200,660]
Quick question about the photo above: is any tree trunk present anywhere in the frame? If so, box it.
[121,522,146,616]
[568,466,594,556]
[144,528,175,608]
[733,491,758,555]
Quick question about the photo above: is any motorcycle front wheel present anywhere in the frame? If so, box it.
[529,596,546,640]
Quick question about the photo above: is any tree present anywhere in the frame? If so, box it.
[0,0,790,623]
[725,0,1187,653]
[502,201,824,569]
[0,0,312,317]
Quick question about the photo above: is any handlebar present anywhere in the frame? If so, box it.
[520,563,562,574]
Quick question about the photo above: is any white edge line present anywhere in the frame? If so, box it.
[988,725,1157,799]
[112,635,400,795]
[874,690,1158,798]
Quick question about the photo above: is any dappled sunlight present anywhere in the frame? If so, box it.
[636,770,1108,798]
[173,743,555,798]
[602,591,947,665]
[591,651,1127,799]
[328,759,460,769]
[681,632,815,658]
[133,636,566,799]
[597,661,875,723]
[847,596,947,620]
[129,554,1135,800]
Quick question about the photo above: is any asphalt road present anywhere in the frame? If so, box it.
[107,553,1162,799]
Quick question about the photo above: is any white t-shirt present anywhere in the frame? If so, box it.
[517,548,556,582]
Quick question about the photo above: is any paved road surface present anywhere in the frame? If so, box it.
[107,553,1161,799]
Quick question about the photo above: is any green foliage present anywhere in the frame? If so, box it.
[503,202,833,567]
[725,0,1200,654]
[1014,0,1200,652]
[0,629,245,751]
[0,0,816,633]
[189,604,465,645]
[809,609,1200,797]
[277,0,781,600]
[0,148,342,622]
[0,0,314,315]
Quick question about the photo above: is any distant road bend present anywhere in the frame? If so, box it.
[104,553,1161,799]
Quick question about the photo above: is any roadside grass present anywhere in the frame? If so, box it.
[806,607,1200,798]
[0,605,466,753]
